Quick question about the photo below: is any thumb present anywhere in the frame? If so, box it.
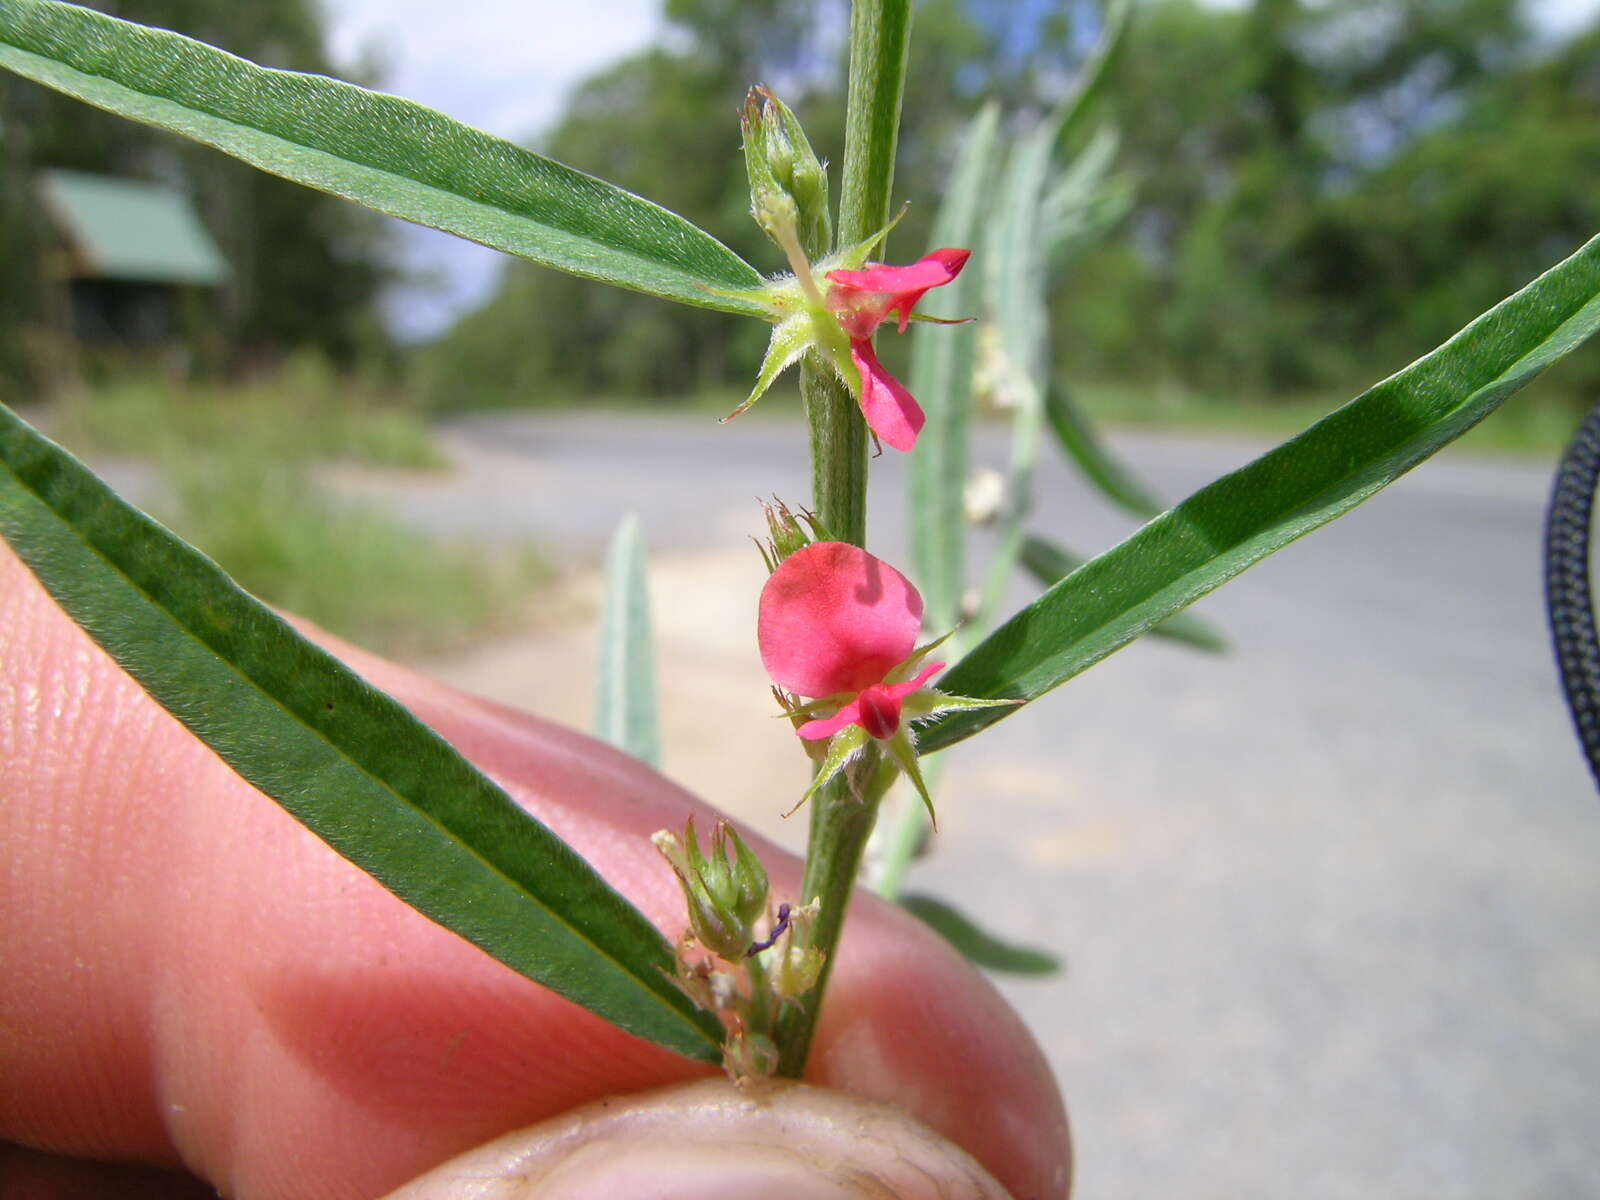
[383,1078,1011,1200]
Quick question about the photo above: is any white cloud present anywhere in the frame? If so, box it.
[325,0,664,140]
[321,0,668,339]
[1538,0,1600,34]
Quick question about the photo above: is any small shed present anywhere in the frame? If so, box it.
[37,168,229,344]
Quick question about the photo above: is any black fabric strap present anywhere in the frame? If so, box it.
[1545,399,1600,793]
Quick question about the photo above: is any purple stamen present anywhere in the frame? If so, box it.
[744,902,793,957]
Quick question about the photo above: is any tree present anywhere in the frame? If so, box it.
[1058,0,1587,395]
[1,0,391,387]
[419,0,1043,406]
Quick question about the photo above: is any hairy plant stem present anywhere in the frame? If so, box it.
[774,750,896,1077]
[775,0,914,1080]
[745,954,774,1041]
[801,356,867,546]
[837,0,913,248]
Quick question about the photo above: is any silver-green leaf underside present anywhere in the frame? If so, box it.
[907,101,999,634]
[596,513,662,768]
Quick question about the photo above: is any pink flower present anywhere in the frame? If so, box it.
[757,541,944,744]
[824,249,970,453]
[756,537,1018,822]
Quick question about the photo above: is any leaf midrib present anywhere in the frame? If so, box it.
[942,277,1599,707]
[0,420,705,1043]
[0,16,764,299]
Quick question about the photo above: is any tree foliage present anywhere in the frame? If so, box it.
[1,0,391,387]
[1062,0,1600,397]
[418,0,1033,408]
[423,0,1599,408]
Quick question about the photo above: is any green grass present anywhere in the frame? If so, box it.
[57,353,447,469]
[165,456,546,656]
[51,359,547,656]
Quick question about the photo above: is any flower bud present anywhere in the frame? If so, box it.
[713,819,770,938]
[741,86,831,259]
[723,1029,780,1082]
[756,497,830,573]
[653,817,770,961]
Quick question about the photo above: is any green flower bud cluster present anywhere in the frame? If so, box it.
[741,86,831,260]
[755,497,830,574]
[653,816,768,962]
[653,818,827,1081]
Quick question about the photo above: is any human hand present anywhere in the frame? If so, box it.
[0,540,1070,1199]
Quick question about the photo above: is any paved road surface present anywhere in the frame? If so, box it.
[345,411,1600,1199]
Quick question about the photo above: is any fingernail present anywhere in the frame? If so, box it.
[384,1078,1013,1200]
[534,1137,859,1200]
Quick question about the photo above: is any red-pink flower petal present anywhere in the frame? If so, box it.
[825,248,969,344]
[886,661,945,697]
[851,339,925,453]
[795,661,944,742]
[797,699,863,741]
[826,248,970,334]
[758,542,923,698]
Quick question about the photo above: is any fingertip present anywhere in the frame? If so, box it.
[811,896,1072,1200]
[381,1079,1014,1200]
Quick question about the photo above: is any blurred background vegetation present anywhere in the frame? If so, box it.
[416,0,1600,417]
[3,0,1599,645]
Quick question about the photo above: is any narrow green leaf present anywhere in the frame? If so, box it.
[1019,533,1226,653]
[1049,0,1133,156]
[974,125,1056,636]
[1043,377,1166,520]
[908,102,999,633]
[923,232,1600,754]
[0,0,764,315]
[1041,126,1133,270]
[1041,127,1120,235]
[595,514,661,768]
[0,404,721,1062]
[899,893,1061,976]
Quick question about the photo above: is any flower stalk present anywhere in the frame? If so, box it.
[775,0,915,1078]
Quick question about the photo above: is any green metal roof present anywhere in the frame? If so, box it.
[38,169,229,286]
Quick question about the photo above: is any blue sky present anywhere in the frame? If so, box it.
[323,0,1600,339]
[325,0,666,337]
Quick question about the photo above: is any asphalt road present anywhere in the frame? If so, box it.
[353,410,1600,1199]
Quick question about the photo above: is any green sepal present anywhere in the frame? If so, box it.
[757,498,833,573]
[652,816,770,961]
[885,630,956,683]
[786,725,868,816]
[722,313,811,423]
[882,729,937,828]
[821,204,910,274]
[778,689,857,721]
[903,690,1021,719]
